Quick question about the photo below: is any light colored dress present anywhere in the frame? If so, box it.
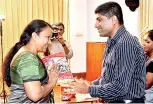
[8,51,54,103]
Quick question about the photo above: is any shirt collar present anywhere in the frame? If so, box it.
[106,26,126,46]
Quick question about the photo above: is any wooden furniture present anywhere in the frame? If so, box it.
[86,42,106,81]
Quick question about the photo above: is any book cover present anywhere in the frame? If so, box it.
[41,52,73,84]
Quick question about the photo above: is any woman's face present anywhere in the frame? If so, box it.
[36,26,52,52]
[142,34,153,53]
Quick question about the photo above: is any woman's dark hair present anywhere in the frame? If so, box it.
[2,19,52,87]
[95,1,124,25]
[147,29,153,41]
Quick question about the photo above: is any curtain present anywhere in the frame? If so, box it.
[139,0,153,41]
[0,0,69,97]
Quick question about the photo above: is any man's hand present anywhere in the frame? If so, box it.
[69,77,90,94]
[56,35,65,45]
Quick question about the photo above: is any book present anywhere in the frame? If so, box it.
[41,52,73,85]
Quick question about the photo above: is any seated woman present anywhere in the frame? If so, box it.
[142,29,153,103]
[2,19,59,103]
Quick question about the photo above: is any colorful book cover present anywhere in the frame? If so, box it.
[41,52,73,84]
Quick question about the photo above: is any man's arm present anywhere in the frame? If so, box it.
[64,41,73,59]
[56,36,73,59]
[91,77,101,85]
[89,42,145,100]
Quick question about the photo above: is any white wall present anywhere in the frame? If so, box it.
[69,0,139,73]
[69,0,87,73]
[87,0,139,42]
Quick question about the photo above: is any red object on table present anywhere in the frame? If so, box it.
[61,84,75,101]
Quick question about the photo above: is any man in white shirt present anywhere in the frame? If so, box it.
[48,22,73,59]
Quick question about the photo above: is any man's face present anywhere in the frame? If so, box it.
[57,25,64,36]
[95,13,114,38]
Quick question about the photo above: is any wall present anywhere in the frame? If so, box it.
[69,0,139,73]
[69,0,87,73]
[87,0,139,42]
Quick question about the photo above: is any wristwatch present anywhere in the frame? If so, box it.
[62,43,66,47]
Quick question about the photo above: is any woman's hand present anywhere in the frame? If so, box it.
[47,64,59,86]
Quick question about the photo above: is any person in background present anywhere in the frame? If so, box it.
[70,1,146,103]
[43,24,58,56]
[45,22,73,103]
[142,30,153,103]
[46,22,73,59]
[2,19,59,103]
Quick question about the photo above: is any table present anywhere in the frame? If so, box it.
[54,85,98,104]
